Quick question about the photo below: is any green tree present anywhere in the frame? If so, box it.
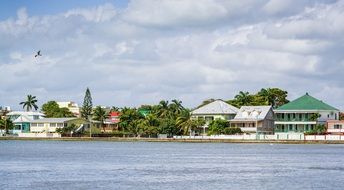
[81,88,93,119]
[207,119,230,135]
[223,127,242,135]
[0,117,14,134]
[56,123,77,136]
[234,91,254,106]
[20,95,38,111]
[176,110,205,135]
[93,106,108,132]
[258,88,289,108]
[41,101,74,118]
[305,124,326,135]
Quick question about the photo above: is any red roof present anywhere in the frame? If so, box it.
[110,112,120,117]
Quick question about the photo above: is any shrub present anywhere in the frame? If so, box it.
[223,127,243,135]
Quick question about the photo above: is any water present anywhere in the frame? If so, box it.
[1,141,344,190]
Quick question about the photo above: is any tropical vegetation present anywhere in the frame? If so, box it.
[41,101,75,117]
[81,88,93,119]
[20,95,38,111]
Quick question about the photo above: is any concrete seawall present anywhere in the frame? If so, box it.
[1,137,344,144]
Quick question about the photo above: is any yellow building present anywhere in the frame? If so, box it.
[57,102,81,117]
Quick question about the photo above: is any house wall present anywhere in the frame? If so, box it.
[327,120,344,134]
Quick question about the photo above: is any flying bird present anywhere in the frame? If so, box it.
[34,50,42,57]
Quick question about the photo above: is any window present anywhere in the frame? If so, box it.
[31,123,38,127]
[299,114,302,120]
[287,114,290,120]
[50,123,57,127]
[57,123,64,128]
[293,113,296,119]
[37,123,44,127]
[281,114,284,119]
[334,125,342,129]
[289,125,293,131]
[328,114,330,118]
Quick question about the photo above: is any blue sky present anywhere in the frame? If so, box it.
[1,0,344,110]
[0,0,128,20]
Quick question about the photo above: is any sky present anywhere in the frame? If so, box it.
[1,0,344,110]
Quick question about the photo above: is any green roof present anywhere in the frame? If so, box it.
[276,93,339,111]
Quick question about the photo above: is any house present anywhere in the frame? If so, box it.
[30,118,85,133]
[274,93,339,133]
[6,111,45,134]
[57,101,81,117]
[230,106,274,134]
[191,100,239,134]
[103,111,120,132]
[326,120,344,134]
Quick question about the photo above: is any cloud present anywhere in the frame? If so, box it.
[0,0,344,110]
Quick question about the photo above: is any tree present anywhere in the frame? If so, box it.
[207,119,230,135]
[157,100,170,118]
[234,91,254,106]
[93,106,108,132]
[81,88,93,119]
[176,110,205,135]
[20,95,38,111]
[56,123,77,136]
[310,113,321,121]
[223,127,242,135]
[42,101,74,118]
[257,88,289,108]
[305,124,326,135]
[0,117,14,134]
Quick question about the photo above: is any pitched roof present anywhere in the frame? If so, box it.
[276,93,339,111]
[31,118,78,123]
[233,106,272,121]
[191,100,239,115]
[13,115,32,123]
[7,111,45,116]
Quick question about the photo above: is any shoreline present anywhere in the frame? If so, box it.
[1,137,344,144]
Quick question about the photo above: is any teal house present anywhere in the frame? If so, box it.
[7,111,45,134]
[274,93,339,133]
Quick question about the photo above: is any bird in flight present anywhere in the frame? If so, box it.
[34,50,42,57]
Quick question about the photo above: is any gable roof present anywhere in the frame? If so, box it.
[13,115,32,123]
[233,106,272,121]
[191,100,239,115]
[276,93,339,111]
[31,118,78,123]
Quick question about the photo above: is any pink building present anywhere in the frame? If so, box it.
[327,120,344,134]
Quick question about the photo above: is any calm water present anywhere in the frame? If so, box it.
[1,141,344,190]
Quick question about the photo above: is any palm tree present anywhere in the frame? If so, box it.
[20,95,38,112]
[158,100,170,118]
[110,106,120,112]
[93,106,108,132]
[170,99,184,115]
[176,111,205,135]
[235,91,252,106]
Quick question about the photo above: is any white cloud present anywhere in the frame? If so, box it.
[0,0,344,110]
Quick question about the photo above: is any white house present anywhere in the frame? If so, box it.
[230,106,274,134]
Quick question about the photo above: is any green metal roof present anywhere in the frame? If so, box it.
[276,93,339,111]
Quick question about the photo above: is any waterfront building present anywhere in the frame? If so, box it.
[103,111,120,132]
[230,106,274,134]
[30,118,85,133]
[57,101,81,117]
[274,93,339,133]
[326,120,344,134]
[191,100,239,134]
[7,111,45,134]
